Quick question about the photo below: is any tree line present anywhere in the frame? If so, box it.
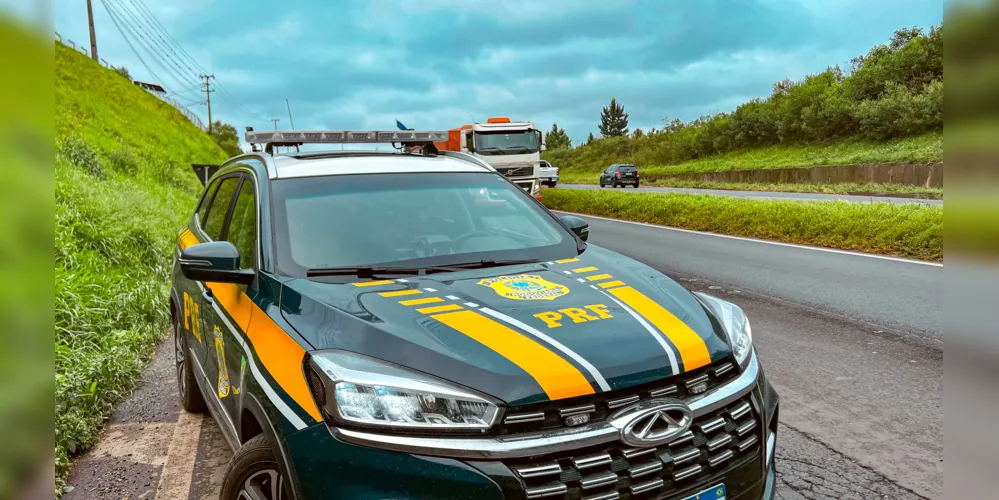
[545,24,943,163]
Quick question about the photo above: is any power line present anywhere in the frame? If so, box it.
[99,0,165,84]
[130,0,256,121]
[106,0,198,89]
[101,0,188,90]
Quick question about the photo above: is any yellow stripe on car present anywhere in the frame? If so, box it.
[352,280,395,287]
[599,280,625,289]
[572,266,598,273]
[431,310,595,400]
[416,304,463,314]
[587,274,613,281]
[607,286,712,371]
[555,258,579,264]
[379,289,422,298]
[400,297,444,306]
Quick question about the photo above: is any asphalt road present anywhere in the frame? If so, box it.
[556,183,944,205]
[65,216,943,499]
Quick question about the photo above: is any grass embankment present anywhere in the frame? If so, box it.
[554,132,943,185]
[55,42,227,493]
[575,180,943,198]
[542,188,942,262]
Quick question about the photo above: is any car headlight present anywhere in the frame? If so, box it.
[693,292,753,368]
[305,350,500,434]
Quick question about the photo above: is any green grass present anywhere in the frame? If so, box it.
[55,42,227,495]
[556,179,943,198]
[549,132,942,180]
[542,188,942,262]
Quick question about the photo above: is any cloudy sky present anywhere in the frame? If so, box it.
[51,0,942,144]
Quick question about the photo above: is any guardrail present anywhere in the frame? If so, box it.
[55,34,208,132]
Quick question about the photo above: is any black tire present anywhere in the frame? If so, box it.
[634,182,640,188]
[174,306,206,413]
[220,435,290,500]
[612,180,619,188]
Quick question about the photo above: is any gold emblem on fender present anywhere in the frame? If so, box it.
[477,274,569,301]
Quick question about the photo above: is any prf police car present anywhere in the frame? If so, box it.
[172,129,779,500]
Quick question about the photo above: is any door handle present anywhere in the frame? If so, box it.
[202,288,214,304]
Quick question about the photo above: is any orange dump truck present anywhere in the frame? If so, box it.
[434,117,546,198]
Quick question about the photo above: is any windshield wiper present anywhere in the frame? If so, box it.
[434,258,541,270]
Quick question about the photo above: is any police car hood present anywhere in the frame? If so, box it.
[280,245,732,406]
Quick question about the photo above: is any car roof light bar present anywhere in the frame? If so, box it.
[245,130,449,145]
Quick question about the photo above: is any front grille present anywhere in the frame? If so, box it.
[498,360,738,436]
[506,397,761,500]
[497,166,534,178]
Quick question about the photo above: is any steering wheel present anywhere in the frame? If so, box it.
[452,230,492,250]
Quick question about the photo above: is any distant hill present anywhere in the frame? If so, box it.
[55,41,227,494]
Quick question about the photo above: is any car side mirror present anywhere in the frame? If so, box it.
[179,241,255,285]
[560,215,589,242]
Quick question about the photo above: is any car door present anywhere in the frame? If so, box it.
[191,174,242,427]
[177,178,221,368]
[214,173,259,418]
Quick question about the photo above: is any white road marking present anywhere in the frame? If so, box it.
[555,210,943,267]
[479,307,612,392]
[154,411,204,500]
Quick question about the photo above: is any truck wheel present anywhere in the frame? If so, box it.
[220,435,290,500]
[174,306,205,413]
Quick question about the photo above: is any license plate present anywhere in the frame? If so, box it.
[684,483,726,500]
[624,172,633,176]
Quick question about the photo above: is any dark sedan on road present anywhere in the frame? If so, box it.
[599,163,641,188]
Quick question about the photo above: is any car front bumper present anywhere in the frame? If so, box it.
[284,353,779,500]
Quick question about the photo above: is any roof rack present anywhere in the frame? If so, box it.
[245,129,449,154]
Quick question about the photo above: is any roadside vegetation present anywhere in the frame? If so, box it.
[55,42,227,494]
[542,189,942,262]
[562,180,942,198]
[545,25,943,184]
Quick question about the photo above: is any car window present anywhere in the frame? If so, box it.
[224,178,257,269]
[271,172,576,277]
[196,179,220,226]
[202,176,240,241]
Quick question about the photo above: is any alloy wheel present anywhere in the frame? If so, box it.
[237,469,285,500]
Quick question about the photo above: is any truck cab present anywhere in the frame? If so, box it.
[435,117,545,198]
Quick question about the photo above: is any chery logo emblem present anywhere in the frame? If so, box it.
[611,399,693,447]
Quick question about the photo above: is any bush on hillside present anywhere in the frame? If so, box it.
[548,24,944,172]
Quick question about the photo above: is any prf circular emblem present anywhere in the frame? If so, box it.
[478,274,569,301]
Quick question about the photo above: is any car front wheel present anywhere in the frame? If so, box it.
[220,435,290,500]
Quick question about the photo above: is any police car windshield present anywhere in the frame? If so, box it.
[271,172,576,278]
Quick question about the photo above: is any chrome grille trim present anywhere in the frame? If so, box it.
[706,434,733,452]
[713,363,735,377]
[332,352,760,460]
[673,464,702,481]
[738,434,759,452]
[672,447,701,466]
[708,449,734,468]
[729,401,751,421]
[621,447,655,459]
[606,395,640,409]
[649,385,678,397]
[514,462,561,478]
[583,492,619,500]
[627,460,662,478]
[580,471,618,490]
[668,430,694,447]
[505,412,546,425]
[684,373,710,391]
[525,483,567,499]
[695,416,727,435]
[630,478,664,495]
[572,452,612,470]
[559,404,596,417]
[736,420,756,436]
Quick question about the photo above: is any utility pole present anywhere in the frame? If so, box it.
[285,99,295,130]
[271,118,280,129]
[199,74,215,134]
[86,0,98,61]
